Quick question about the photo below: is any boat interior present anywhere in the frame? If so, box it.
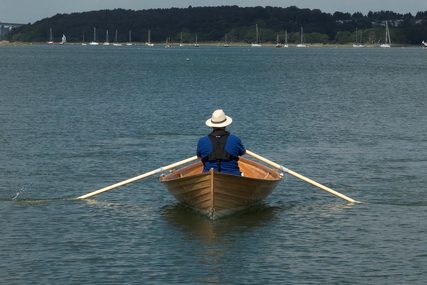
[162,157,282,181]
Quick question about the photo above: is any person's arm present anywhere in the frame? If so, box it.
[236,137,246,156]
[196,138,202,158]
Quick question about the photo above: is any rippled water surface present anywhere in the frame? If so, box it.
[1,45,427,284]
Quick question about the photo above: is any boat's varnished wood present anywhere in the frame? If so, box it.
[160,157,283,218]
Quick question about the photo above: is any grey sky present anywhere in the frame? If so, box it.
[2,0,427,24]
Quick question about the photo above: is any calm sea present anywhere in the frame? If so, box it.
[1,44,426,284]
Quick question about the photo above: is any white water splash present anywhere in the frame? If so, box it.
[12,186,27,200]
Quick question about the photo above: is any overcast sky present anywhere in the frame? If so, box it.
[2,0,427,24]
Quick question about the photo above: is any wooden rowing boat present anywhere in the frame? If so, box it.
[160,157,283,219]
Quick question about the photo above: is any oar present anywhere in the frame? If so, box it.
[76,156,198,200]
[246,150,360,204]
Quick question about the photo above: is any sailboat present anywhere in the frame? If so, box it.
[352,28,364,48]
[103,30,110,46]
[47,28,54,44]
[81,33,87,46]
[422,41,427,48]
[89,27,99,45]
[296,27,307,48]
[251,24,262,47]
[283,30,289,48]
[275,33,282,48]
[113,30,122,46]
[179,32,184,47]
[224,33,229,47]
[194,34,199,47]
[126,30,132,46]
[59,34,66,45]
[165,37,171,48]
[380,21,391,48]
[145,30,154,46]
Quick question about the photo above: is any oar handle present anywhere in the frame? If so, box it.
[245,150,360,204]
[76,156,198,200]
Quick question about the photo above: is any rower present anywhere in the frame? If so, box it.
[197,109,246,176]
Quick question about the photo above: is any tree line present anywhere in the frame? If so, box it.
[7,6,427,44]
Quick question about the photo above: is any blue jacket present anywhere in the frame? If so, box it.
[197,132,246,175]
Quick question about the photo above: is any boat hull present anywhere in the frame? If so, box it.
[160,157,283,219]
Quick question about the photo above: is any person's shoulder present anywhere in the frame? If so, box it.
[198,135,210,144]
[227,133,243,144]
[228,133,242,140]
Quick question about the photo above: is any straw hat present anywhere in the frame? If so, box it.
[205,109,233,128]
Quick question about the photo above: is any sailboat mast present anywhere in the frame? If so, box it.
[300,27,303,44]
[385,21,388,43]
[256,24,259,43]
[387,22,391,44]
[355,28,358,44]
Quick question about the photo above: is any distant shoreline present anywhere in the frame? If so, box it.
[0,40,423,48]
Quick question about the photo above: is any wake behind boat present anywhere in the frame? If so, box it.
[160,157,283,219]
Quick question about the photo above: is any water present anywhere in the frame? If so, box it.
[1,44,427,284]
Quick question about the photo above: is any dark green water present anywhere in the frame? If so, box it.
[1,45,426,284]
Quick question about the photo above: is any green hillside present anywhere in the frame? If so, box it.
[8,6,427,44]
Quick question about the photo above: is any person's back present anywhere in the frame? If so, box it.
[197,109,245,175]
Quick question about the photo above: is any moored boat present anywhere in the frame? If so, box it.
[251,24,262,47]
[160,157,283,219]
[47,28,54,44]
[296,26,307,48]
[379,21,391,48]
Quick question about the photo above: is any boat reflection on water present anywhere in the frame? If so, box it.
[160,202,279,243]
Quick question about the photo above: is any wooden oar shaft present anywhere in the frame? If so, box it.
[76,156,198,200]
[245,150,283,170]
[245,150,360,204]
[284,168,359,203]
